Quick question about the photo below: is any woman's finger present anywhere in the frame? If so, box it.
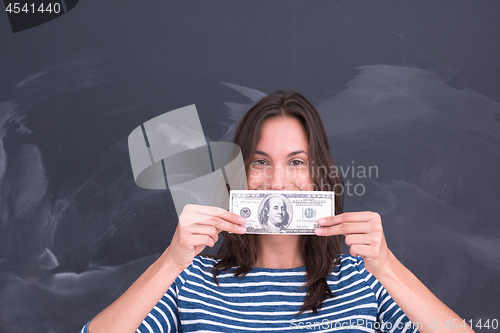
[344,234,373,246]
[191,216,246,234]
[185,220,246,237]
[315,221,378,236]
[182,224,218,241]
[182,206,246,226]
[349,244,371,257]
[318,211,381,226]
[349,244,383,259]
[183,234,218,249]
[185,204,247,224]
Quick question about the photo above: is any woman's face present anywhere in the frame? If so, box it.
[247,116,314,191]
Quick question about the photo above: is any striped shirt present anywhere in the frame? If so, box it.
[81,254,420,332]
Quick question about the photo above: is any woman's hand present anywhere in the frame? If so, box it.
[315,211,392,276]
[166,204,247,271]
[88,205,246,333]
[315,212,474,332]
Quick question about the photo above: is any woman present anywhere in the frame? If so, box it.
[82,91,472,332]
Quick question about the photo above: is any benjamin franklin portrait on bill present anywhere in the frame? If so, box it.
[258,194,292,233]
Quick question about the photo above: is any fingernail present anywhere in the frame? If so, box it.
[239,226,247,233]
[318,219,326,225]
[315,228,323,234]
[239,216,246,223]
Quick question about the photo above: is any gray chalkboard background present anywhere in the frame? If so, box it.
[1,1,499,332]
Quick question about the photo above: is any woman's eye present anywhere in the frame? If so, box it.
[253,159,268,165]
[289,160,304,166]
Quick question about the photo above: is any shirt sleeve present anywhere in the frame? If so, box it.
[353,255,420,333]
[136,261,195,333]
[79,321,90,333]
[78,261,195,333]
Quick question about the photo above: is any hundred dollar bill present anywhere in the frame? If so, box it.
[229,190,335,234]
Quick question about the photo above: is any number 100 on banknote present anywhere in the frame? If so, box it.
[229,190,335,234]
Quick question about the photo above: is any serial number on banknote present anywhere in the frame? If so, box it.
[229,190,335,235]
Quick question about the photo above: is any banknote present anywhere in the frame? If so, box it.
[229,190,335,234]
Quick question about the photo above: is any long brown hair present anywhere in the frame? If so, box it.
[211,91,344,314]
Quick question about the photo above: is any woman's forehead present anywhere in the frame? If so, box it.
[256,116,308,153]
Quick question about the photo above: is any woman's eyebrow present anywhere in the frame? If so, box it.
[255,150,308,157]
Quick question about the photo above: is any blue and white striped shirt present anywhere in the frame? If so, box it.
[81,254,419,332]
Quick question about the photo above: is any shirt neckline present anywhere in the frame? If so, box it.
[249,265,307,272]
